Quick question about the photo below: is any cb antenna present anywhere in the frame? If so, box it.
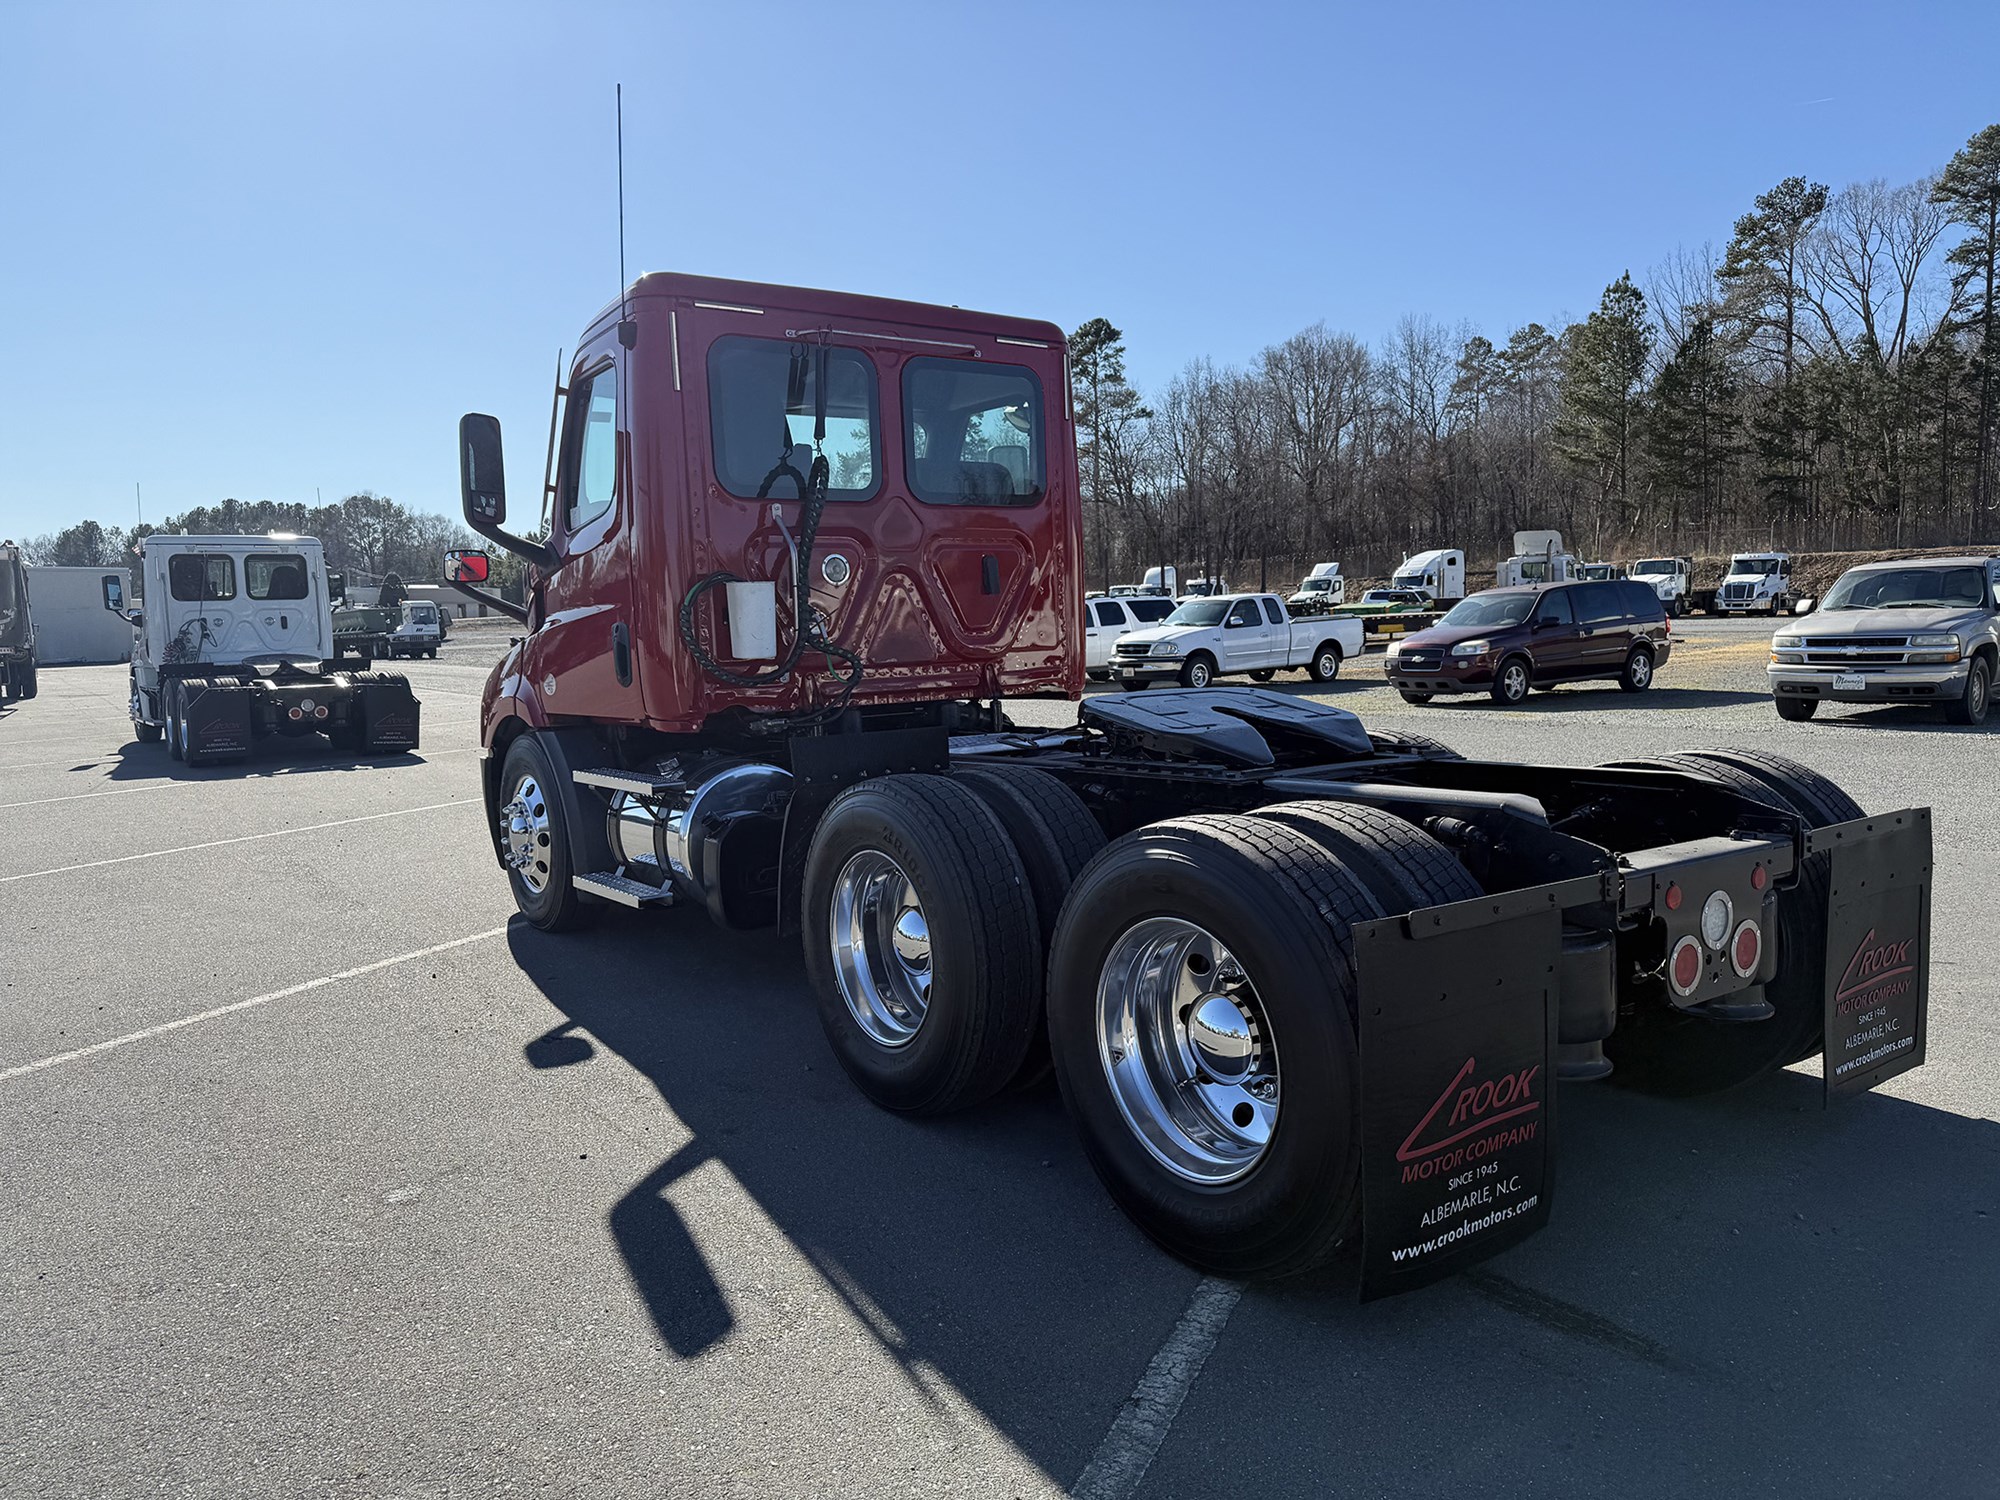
[615,84,636,349]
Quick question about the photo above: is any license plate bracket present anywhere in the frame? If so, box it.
[1832,672,1866,692]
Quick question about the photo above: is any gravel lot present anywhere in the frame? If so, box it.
[2,617,1994,1498]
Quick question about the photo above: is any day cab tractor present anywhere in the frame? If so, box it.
[451,273,1932,1297]
[104,533,421,766]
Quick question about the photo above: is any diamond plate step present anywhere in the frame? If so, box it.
[573,869,673,907]
[574,766,683,797]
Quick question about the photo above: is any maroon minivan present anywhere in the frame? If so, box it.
[1386,579,1671,705]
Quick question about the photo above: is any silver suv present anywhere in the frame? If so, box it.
[1769,556,2000,724]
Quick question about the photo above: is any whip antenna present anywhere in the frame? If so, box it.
[616,84,636,349]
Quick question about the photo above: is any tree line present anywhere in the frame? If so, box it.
[1074,123,2000,589]
[16,493,509,599]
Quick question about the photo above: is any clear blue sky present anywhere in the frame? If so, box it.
[3,0,1994,539]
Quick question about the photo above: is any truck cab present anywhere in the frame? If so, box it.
[1718,552,1794,615]
[1287,561,1345,611]
[1630,555,1694,616]
[1496,531,1573,588]
[390,600,444,659]
[106,534,418,762]
[1389,549,1464,603]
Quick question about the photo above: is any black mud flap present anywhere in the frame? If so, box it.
[1353,894,1566,1301]
[184,682,253,761]
[1815,809,1931,1100]
[358,679,422,752]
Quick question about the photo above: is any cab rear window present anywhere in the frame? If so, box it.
[168,554,236,601]
[246,554,309,600]
[903,358,1045,506]
[708,336,880,502]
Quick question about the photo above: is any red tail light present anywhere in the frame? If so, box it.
[1730,921,1763,979]
[1670,936,1703,995]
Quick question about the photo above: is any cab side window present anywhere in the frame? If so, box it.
[1128,598,1174,623]
[169,554,236,601]
[1092,601,1126,628]
[566,365,618,534]
[1262,598,1285,625]
[1226,599,1260,628]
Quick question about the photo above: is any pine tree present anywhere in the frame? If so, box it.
[1645,316,1742,550]
[1554,275,1654,542]
[1068,318,1150,588]
[1932,124,2000,526]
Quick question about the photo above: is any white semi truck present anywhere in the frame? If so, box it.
[1495,530,1575,588]
[1389,549,1465,604]
[1288,561,1346,611]
[1630,556,1696,615]
[104,533,421,765]
[1716,551,1795,615]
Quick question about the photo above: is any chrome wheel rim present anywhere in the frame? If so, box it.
[1503,663,1528,699]
[1188,661,1210,688]
[1095,918,1279,1184]
[829,850,932,1047]
[1317,651,1337,678]
[1631,652,1652,687]
[501,773,554,893]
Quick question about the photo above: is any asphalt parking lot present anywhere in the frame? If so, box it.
[3,616,1995,1498]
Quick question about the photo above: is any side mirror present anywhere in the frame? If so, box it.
[445,549,491,585]
[101,575,124,612]
[1792,597,1817,615]
[459,413,507,527]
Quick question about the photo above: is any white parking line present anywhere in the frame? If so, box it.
[0,797,480,884]
[0,926,511,1083]
[1070,1277,1242,1499]
[0,783,193,811]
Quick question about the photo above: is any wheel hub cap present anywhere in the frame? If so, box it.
[502,773,553,893]
[1095,918,1279,1183]
[830,850,932,1047]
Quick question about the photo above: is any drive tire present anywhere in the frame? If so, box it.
[956,765,1108,1090]
[1598,749,1863,1093]
[1618,645,1655,693]
[1178,653,1216,690]
[497,734,595,933]
[1047,815,1382,1279]
[1306,643,1343,683]
[1253,801,1483,911]
[1943,654,1991,726]
[804,775,1040,1115]
[1775,696,1818,722]
[1489,655,1531,705]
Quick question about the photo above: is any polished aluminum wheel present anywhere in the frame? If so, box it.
[1095,918,1279,1183]
[502,773,553,893]
[829,849,932,1047]
[1499,660,1529,701]
[1628,651,1653,688]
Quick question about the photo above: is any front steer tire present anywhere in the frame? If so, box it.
[1599,749,1862,1094]
[803,775,1040,1115]
[1774,696,1818,722]
[1046,815,1384,1280]
[1943,653,1991,726]
[497,735,594,933]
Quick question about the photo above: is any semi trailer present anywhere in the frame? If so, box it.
[0,541,37,701]
[105,533,421,765]
[452,273,1931,1297]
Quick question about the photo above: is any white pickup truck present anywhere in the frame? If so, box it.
[1110,592,1366,689]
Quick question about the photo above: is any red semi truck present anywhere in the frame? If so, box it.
[449,273,1932,1297]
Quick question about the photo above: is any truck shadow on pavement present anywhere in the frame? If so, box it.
[506,916,2000,1493]
[100,738,431,781]
[1800,706,1997,734]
